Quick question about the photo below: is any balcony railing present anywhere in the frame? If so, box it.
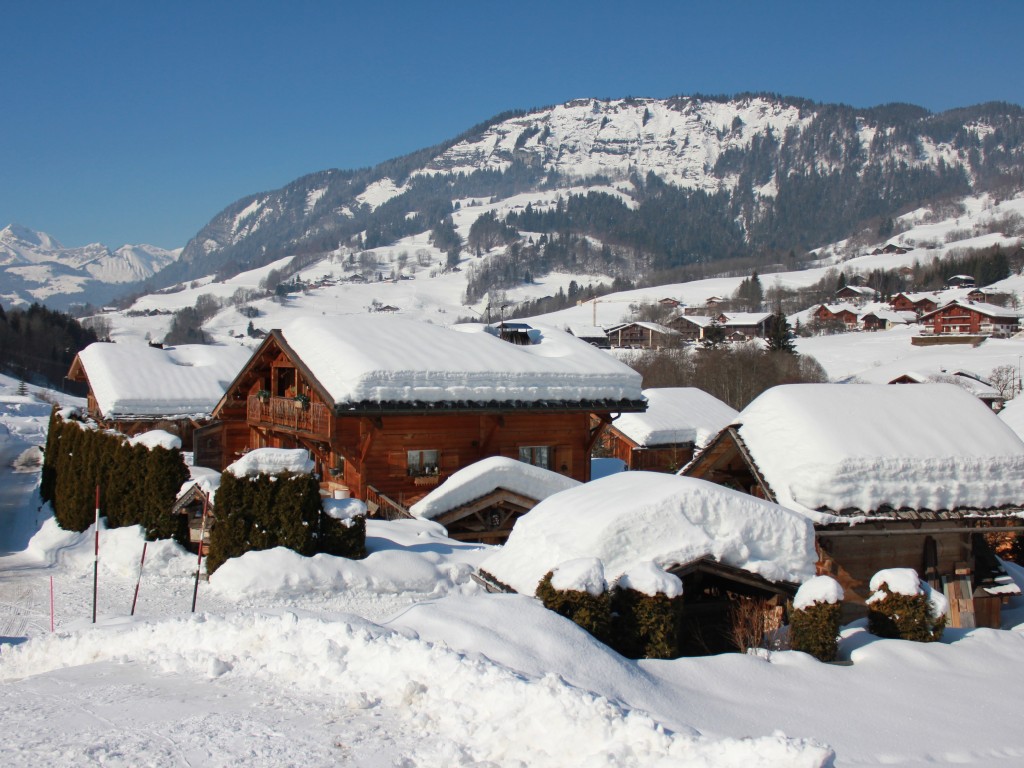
[247,395,331,437]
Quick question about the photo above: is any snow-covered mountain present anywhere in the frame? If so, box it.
[0,224,181,308]
[162,94,1024,289]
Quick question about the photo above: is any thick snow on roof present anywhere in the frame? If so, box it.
[922,299,1020,320]
[999,396,1024,440]
[77,342,251,418]
[480,472,817,595]
[611,387,738,448]
[735,383,1024,516]
[225,448,314,478]
[280,316,643,406]
[409,456,580,520]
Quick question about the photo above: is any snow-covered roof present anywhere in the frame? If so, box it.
[226,448,315,478]
[409,456,580,520]
[719,312,772,326]
[479,472,817,595]
[566,325,608,339]
[731,383,1024,516]
[277,316,644,408]
[74,343,251,419]
[999,397,1024,440]
[610,388,738,448]
[921,299,1020,320]
[616,321,680,335]
[671,314,714,327]
[861,309,915,325]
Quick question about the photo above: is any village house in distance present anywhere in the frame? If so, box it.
[202,316,645,520]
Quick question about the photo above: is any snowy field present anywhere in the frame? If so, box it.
[4,375,1024,765]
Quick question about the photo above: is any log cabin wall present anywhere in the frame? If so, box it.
[334,410,593,505]
[817,521,975,605]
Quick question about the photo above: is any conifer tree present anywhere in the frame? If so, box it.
[141,446,190,542]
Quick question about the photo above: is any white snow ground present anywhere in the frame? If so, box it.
[4,375,1024,763]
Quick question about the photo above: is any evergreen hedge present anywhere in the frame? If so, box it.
[535,573,686,658]
[789,601,842,661]
[42,411,189,542]
[206,470,367,574]
[319,514,367,559]
[536,571,613,646]
[867,585,946,643]
[611,588,684,659]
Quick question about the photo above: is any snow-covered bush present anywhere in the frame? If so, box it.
[535,560,613,645]
[611,562,684,659]
[867,568,947,643]
[320,498,367,559]
[536,560,689,659]
[789,575,844,661]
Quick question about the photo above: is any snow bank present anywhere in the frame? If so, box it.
[0,611,833,767]
[611,387,738,448]
[481,472,817,595]
[409,456,580,520]
[209,546,476,599]
[25,518,194,578]
[128,429,181,450]
[735,383,1024,515]
[793,575,844,610]
[225,447,314,478]
[280,316,644,405]
[75,342,251,418]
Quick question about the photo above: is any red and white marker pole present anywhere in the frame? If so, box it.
[130,542,148,616]
[92,485,100,624]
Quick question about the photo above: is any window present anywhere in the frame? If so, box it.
[518,446,551,469]
[407,449,440,477]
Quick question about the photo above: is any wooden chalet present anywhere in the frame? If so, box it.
[67,342,251,446]
[834,285,877,304]
[607,321,682,349]
[716,312,772,340]
[684,384,1024,628]
[203,316,645,516]
[918,299,1020,338]
[946,274,976,289]
[811,304,859,330]
[890,292,938,315]
[666,314,713,342]
[599,387,737,472]
[170,482,214,551]
[860,309,914,331]
[566,325,611,349]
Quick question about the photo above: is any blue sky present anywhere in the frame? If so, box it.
[3,1,1023,250]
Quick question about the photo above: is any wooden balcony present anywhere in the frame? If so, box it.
[247,395,331,438]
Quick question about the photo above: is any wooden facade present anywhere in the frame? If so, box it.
[607,322,682,349]
[209,331,643,515]
[919,300,1020,338]
[890,293,938,315]
[599,429,695,472]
